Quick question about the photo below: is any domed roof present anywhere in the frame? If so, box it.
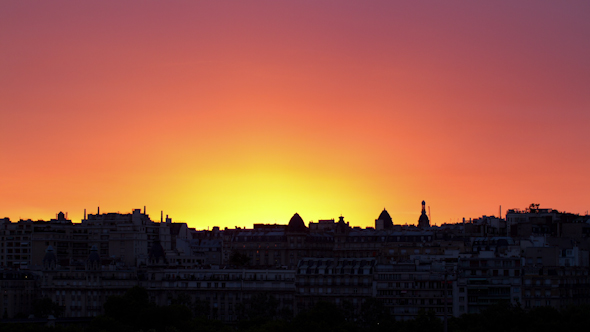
[418,200,430,228]
[418,213,430,225]
[376,208,394,230]
[287,213,308,233]
[377,209,392,222]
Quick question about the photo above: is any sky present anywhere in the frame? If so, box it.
[1,1,589,229]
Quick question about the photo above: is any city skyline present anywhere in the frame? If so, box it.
[0,202,581,231]
[2,1,589,229]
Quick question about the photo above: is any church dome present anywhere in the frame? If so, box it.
[376,208,393,230]
[418,213,430,227]
[418,200,430,228]
[377,209,392,222]
[287,213,308,233]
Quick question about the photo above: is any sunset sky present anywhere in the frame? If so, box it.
[2,1,589,229]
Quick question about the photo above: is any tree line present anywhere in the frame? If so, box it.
[2,286,590,332]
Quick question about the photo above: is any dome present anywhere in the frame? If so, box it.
[287,213,308,233]
[418,213,430,227]
[418,200,430,228]
[377,209,392,222]
[376,208,393,230]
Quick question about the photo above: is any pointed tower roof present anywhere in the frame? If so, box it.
[377,209,392,222]
[376,208,394,229]
[287,213,308,233]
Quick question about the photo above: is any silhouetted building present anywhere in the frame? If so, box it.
[418,201,430,229]
[375,209,394,230]
[3,204,590,321]
[296,258,375,316]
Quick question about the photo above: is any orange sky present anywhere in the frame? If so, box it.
[1,1,589,229]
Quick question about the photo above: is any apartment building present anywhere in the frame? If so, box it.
[295,258,375,315]
[375,261,456,320]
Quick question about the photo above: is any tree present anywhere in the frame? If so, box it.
[292,301,357,332]
[33,297,64,318]
[102,286,155,330]
[237,293,280,330]
[359,298,395,332]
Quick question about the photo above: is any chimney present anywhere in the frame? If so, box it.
[84,209,87,220]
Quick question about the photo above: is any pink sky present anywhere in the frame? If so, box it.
[1,1,589,228]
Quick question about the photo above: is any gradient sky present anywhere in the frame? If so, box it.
[2,1,589,229]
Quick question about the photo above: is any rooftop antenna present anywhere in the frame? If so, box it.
[144,206,146,214]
